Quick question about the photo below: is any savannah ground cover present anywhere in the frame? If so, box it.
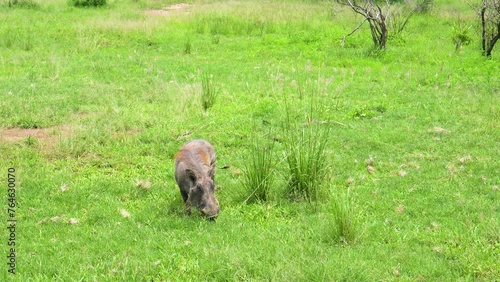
[0,0,498,280]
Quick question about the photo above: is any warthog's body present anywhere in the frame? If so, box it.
[174,140,219,219]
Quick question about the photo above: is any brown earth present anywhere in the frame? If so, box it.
[0,124,73,152]
[145,3,191,16]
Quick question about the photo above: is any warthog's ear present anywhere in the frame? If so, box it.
[186,169,197,183]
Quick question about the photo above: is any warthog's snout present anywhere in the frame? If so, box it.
[201,199,220,220]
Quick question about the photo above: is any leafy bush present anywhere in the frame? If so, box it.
[68,0,106,7]
[452,18,472,51]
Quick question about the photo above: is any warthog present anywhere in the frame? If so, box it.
[174,139,219,219]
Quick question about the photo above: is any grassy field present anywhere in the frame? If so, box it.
[1,0,498,280]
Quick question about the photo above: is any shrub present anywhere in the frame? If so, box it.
[69,0,106,7]
[451,18,472,51]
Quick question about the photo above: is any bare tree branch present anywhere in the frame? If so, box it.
[335,0,427,49]
[341,18,368,47]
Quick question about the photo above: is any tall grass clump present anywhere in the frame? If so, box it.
[327,188,359,244]
[284,122,329,202]
[194,14,271,36]
[283,88,330,202]
[184,37,192,54]
[69,0,106,7]
[242,137,276,203]
[201,73,217,112]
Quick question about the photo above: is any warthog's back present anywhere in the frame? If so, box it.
[174,140,216,179]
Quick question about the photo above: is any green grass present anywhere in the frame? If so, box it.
[242,133,276,203]
[200,72,217,112]
[284,112,330,202]
[1,0,499,281]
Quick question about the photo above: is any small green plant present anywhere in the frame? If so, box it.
[184,37,192,54]
[242,137,276,203]
[69,0,106,7]
[349,104,386,119]
[24,135,38,147]
[211,35,221,45]
[451,18,472,51]
[201,73,217,112]
[327,188,359,244]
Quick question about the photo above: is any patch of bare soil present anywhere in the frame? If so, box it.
[145,3,192,16]
[0,124,73,152]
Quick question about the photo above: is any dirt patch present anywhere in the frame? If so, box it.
[0,124,73,151]
[2,127,54,143]
[165,3,191,10]
[431,127,451,135]
[145,3,192,16]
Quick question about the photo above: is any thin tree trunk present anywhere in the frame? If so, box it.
[481,1,500,57]
[481,5,487,55]
[380,23,388,49]
[368,20,379,46]
[486,21,500,57]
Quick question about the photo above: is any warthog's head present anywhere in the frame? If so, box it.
[186,169,219,219]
